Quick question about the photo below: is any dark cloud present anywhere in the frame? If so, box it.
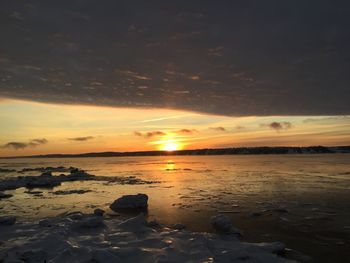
[209,127,226,132]
[0,1,349,116]
[175,129,198,135]
[235,125,245,130]
[261,122,293,131]
[1,142,28,150]
[31,138,48,144]
[1,138,48,150]
[134,131,166,138]
[68,136,94,141]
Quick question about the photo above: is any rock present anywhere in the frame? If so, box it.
[210,214,233,233]
[40,171,52,177]
[19,249,47,263]
[94,208,105,216]
[0,192,13,199]
[38,219,52,227]
[255,242,286,255]
[52,189,91,195]
[210,214,241,236]
[25,178,61,188]
[0,168,16,173]
[147,220,162,229]
[110,194,148,212]
[69,169,91,178]
[0,216,16,225]
[78,216,104,228]
[67,212,84,220]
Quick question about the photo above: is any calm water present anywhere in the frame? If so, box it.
[1,154,350,262]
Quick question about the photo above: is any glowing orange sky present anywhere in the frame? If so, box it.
[0,99,349,157]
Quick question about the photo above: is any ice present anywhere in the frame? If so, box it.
[0,210,295,262]
[0,168,158,192]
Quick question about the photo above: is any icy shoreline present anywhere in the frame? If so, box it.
[0,211,294,263]
[0,167,158,193]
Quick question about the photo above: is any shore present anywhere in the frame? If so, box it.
[1,207,298,262]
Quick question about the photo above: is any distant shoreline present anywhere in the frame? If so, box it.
[1,145,349,159]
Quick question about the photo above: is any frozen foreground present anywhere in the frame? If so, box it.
[0,198,295,263]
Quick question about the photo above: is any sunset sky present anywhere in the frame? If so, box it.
[0,1,350,157]
[1,99,349,157]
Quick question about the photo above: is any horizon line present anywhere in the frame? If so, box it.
[1,145,349,159]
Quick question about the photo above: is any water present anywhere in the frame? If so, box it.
[1,154,350,262]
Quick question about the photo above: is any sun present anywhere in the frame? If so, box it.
[158,139,182,151]
[162,142,178,152]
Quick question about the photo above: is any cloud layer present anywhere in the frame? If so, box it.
[1,138,48,150]
[261,122,293,131]
[0,1,349,116]
[68,136,94,142]
[134,131,166,138]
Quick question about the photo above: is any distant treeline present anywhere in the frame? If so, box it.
[2,146,350,159]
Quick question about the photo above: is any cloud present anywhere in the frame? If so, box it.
[209,127,226,132]
[175,129,198,135]
[31,138,48,144]
[0,1,349,116]
[1,138,48,150]
[134,131,166,138]
[261,122,293,131]
[303,116,350,124]
[1,142,28,150]
[68,136,94,142]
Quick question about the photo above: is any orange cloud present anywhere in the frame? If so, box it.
[174,129,198,135]
[261,122,292,131]
[209,127,226,132]
[134,131,166,138]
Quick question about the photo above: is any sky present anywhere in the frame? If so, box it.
[0,1,349,156]
[0,99,349,157]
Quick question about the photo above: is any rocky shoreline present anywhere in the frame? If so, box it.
[0,194,294,263]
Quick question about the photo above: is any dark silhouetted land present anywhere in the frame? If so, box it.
[1,146,349,159]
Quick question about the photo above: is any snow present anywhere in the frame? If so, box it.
[0,212,293,263]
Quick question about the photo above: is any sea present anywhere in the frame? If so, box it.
[1,154,349,262]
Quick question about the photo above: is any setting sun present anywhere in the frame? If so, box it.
[162,143,179,151]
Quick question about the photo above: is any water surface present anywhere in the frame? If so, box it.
[1,154,350,262]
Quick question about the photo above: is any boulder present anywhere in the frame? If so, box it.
[110,194,148,212]
[94,208,105,216]
[210,214,241,235]
[38,219,52,227]
[0,216,16,225]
